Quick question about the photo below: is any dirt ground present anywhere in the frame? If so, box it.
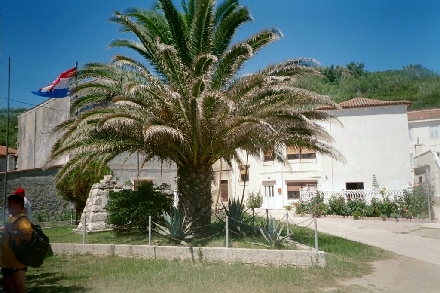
[336,227,440,293]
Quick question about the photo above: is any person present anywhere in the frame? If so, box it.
[0,194,32,293]
[13,188,32,222]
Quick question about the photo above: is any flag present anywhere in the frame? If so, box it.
[31,67,76,98]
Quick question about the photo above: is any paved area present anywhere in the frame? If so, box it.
[255,208,440,266]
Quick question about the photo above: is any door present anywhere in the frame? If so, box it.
[262,182,277,209]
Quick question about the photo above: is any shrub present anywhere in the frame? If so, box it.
[347,198,367,217]
[312,202,328,217]
[106,182,174,233]
[246,191,263,209]
[328,196,348,216]
[365,198,382,217]
[295,200,310,215]
[246,191,262,231]
[399,184,434,219]
[56,161,113,219]
[378,197,400,218]
[352,211,363,220]
[295,193,327,217]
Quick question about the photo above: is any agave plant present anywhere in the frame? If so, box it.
[155,208,193,245]
[259,217,288,248]
[221,197,249,235]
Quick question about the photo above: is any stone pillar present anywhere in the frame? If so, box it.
[76,175,129,232]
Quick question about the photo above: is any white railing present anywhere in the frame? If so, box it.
[299,188,409,204]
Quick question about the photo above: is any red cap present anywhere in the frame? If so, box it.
[14,187,25,197]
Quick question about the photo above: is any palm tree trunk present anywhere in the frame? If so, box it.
[177,165,213,234]
[214,160,223,212]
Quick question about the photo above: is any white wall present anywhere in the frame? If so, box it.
[219,104,413,209]
[320,105,412,190]
[408,119,440,162]
[17,98,71,170]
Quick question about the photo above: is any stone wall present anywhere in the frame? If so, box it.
[0,166,69,222]
[77,175,130,232]
[51,243,326,267]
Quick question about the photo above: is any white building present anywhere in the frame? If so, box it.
[408,109,440,197]
[17,97,435,210]
[17,98,177,189]
[213,98,414,209]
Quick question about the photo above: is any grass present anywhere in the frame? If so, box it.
[12,221,393,292]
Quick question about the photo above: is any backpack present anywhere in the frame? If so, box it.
[9,216,52,268]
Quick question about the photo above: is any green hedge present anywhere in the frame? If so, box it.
[295,185,434,220]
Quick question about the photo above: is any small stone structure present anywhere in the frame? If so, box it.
[51,243,326,267]
[77,175,129,232]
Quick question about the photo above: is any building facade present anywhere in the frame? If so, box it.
[16,97,177,189]
[213,98,414,209]
[15,97,433,211]
[408,109,440,197]
[0,146,17,172]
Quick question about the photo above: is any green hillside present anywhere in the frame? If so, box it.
[0,108,27,149]
[295,63,440,110]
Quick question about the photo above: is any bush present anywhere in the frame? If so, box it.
[399,184,434,219]
[347,198,367,217]
[106,182,174,233]
[328,196,348,216]
[295,200,310,215]
[295,193,327,217]
[293,186,434,220]
[365,198,382,217]
[378,197,400,218]
[246,191,263,209]
[56,161,113,219]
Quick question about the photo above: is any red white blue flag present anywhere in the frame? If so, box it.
[32,67,76,98]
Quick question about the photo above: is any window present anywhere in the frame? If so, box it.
[239,165,249,182]
[287,181,317,199]
[220,180,228,202]
[410,153,413,163]
[345,182,364,190]
[408,128,413,140]
[263,148,274,162]
[263,185,274,197]
[286,146,316,160]
[302,150,316,159]
[286,146,300,160]
[430,126,439,138]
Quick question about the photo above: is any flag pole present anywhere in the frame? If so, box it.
[2,57,11,225]
[74,62,78,115]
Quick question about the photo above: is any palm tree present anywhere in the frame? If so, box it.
[49,0,343,233]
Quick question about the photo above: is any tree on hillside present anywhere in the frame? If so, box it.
[49,0,343,233]
[55,160,112,220]
[0,108,28,149]
[296,64,440,109]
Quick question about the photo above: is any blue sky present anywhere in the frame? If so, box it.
[1,0,439,109]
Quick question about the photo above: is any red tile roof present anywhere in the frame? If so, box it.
[319,98,412,110]
[408,109,440,121]
[0,146,17,156]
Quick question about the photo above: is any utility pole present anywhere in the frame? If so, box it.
[426,168,432,223]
